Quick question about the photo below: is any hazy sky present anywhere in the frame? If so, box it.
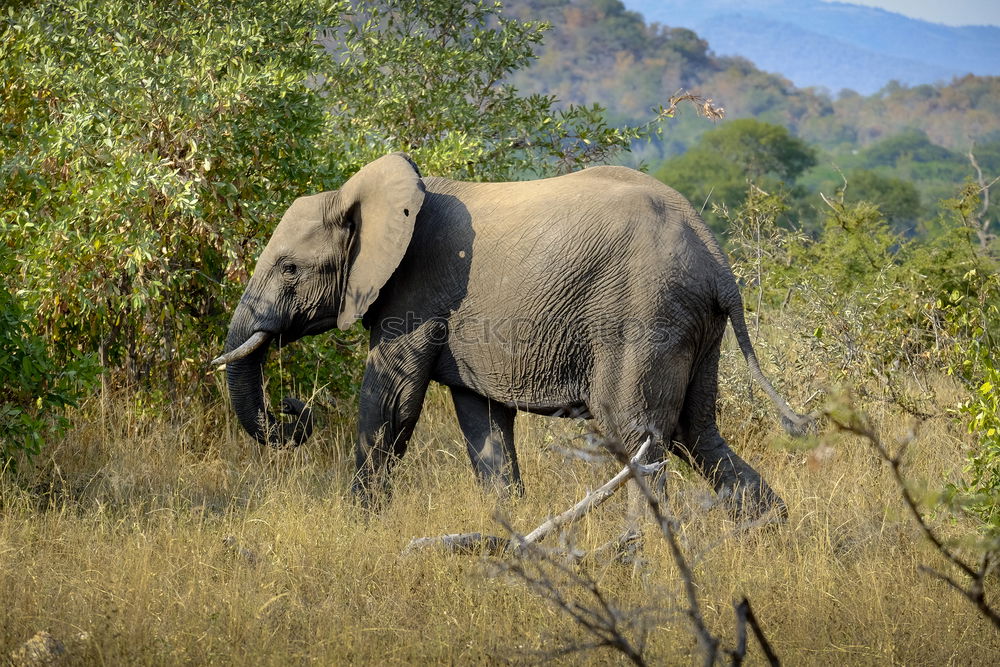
[823,0,1000,26]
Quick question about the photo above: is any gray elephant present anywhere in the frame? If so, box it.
[214,153,808,520]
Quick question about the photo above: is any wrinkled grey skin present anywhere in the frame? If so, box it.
[218,153,808,520]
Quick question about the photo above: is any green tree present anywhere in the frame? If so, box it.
[655,119,816,231]
[2,0,345,396]
[843,169,922,233]
[699,119,817,182]
[861,128,959,167]
[725,179,1000,534]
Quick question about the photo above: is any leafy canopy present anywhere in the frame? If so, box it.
[655,119,816,230]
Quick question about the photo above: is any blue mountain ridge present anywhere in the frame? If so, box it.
[620,0,1000,94]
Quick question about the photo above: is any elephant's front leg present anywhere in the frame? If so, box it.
[353,334,438,510]
[450,387,522,496]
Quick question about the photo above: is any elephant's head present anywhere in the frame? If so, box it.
[212,153,426,447]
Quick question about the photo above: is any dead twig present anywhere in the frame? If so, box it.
[408,433,783,665]
[729,597,780,666]
[403,532,509,556]
[501,520,651,666]
[827,409,1000,630]
[523,439,666,546]
[968,149,999,252]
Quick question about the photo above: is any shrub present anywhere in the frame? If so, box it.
[0,251,99,467]
[1,0,345,396]
[725,178,1000,534]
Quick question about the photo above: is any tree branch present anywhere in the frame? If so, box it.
[967,149,999,251]
[729,598,780,666]
[404,438,663,556]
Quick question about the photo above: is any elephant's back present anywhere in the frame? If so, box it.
[422,171,723,296]
[425,171,707,247]
[410,173,727,404]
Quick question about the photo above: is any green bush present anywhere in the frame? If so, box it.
[842,169,922,233]
[0,263,99,467]
[725,179,1000,534]
[953,328,1000,534]
[1,0,345,395]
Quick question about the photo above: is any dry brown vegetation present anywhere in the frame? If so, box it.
[2,333,998,665]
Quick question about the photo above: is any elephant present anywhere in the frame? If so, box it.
[213,153,809,521]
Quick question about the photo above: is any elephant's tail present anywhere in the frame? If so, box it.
[722,286,814,436]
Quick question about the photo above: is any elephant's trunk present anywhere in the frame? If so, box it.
[223,311,313,448]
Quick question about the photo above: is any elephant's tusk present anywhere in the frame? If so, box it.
[211,331,271,366]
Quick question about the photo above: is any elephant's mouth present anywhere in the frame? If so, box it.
[301,316,339,338]
[264,318,338,351]
[211,313,340,365]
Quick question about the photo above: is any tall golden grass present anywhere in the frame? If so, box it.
[2,334,997,665]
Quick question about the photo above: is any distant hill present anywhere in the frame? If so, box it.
[504,0,1000,155]
[621,0,1000,95]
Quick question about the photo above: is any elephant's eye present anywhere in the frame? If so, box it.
[282,262,298,276]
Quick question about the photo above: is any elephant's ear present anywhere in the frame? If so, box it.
[334,153,425,330]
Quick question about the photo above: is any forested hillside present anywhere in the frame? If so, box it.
[505,0,1000,154]
[623,0,1000,95]
[505,0,1000,237]
[505,0,828,156]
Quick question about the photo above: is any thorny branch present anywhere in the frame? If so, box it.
[604,437,721,665]
[827,409,1000,630]
[500,520,650,666]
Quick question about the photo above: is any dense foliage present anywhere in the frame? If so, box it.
[0,250,98,468]
[724,183,1000,534]
[1,0,344,401]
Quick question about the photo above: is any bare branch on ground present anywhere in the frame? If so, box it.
[404,438,664,556]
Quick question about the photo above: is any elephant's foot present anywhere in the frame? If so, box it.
[716,479,788,526]
[351,474,395,515]
[478,474,525,503]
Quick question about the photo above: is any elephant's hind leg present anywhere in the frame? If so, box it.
[450,387,522,496]
[589,347,691,545]
[675,344,786,523]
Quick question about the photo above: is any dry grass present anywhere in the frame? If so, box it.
[2,339,998,665]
